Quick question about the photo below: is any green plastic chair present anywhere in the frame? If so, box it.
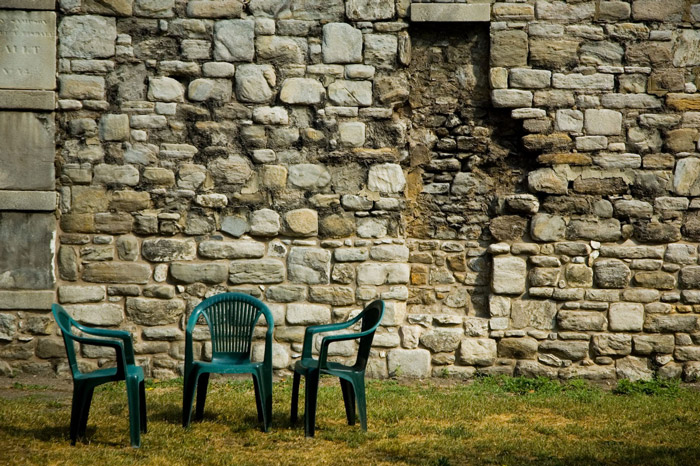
[291,300,385,437]
[183,292,274,432]
[52,304,146,448]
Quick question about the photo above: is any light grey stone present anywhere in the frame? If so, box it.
[528,168,568,194]
[369,245,409,262]
[594,259,631,289]
[0,314,17,341]
[510,69,551,89]
[142,239,196,262]
[286,303,330,325]
[609,303,644,331]
[492,89,533,108]
[364,34,397,70]
[0,113,55,191]
[58,285,105,304]
[388,349,431,378]
[323,23,362,64]
[492,256,526,295]
[530,214,566,242]
[585,109,622,135]
[229,259,285,284]
[288,164,331,190]
[673,157,700,196]
[346,0,394,20]
[59,15,115,59]
[170,262,228,284]
[367,163,405,193]
[555,109,583,132]
[148,77,184,102]
[209,155,253,185]
[328,80,372,107]
[511,300,557,330]
[410,3,490,22]
[188,78,232,102]
[288,247,331,284]
[250,209,281,236]
[338,122,365,147]
[214,19,254,62]
[674,30,700,67]
[66,303,123,326]
[458,338,496,366]
[357,263,409,285]
[280,78,325,104]
[235,64,275,103]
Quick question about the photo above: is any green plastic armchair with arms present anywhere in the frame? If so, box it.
[183,292,274,432]
[291,299,385,437]
[52,304,146,448]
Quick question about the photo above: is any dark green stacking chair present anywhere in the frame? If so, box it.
[183,292,274,432]
[52,304,146,448]
[291,300,384,437]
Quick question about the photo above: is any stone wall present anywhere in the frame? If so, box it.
[4,0,700,383]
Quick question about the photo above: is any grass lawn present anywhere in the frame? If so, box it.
[1,376,700,465]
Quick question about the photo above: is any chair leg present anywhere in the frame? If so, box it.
[139,380,147,433]
[69,385,85,445]
[194,373,210,422]
[304,370,320,438]
[353,377,367,432]
[78,387,94,437]
[264,371,273,431]
[252,375,264,424]
[182,370,198,428]
[125,375,142,448]
[290,371,300,425]
[339,379,356,426]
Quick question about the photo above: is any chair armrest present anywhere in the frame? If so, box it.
[73,323,136,365]
[65,332,128,377]
[317,328,375,370]
[301,320,359,359]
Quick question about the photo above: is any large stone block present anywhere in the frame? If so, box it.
[235,64,275,103]
[498,337,538,359]
[511,300,557,330]
[83,262,151,284]
[126,297,185,326]
[346,0,394,20]
[213,19,254,61]
[0,213,55,290]
[323,23,362,64]
[459,338,496,366]
[170,262,228,284]
[0,11,55,89]
[609,303,644,331]
[286,303,330,325]
[492,256,526,295]
[199,240,265,259]
[288,247,331,284]
[594,259,631,289]
[420,329,462,353]
[142,239,196,262]
[539,340,589,361]
[387,349,431,378]
[58,15,116,59]
[490,30,527,67]
[328,80,372,107]
[66,303,124,326]
[229,259,285,284]
[280,78,325,105]
[0,112,54,191]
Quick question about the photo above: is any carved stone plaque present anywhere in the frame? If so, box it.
[0,212,55,290]
[0,112,55,190]
[0,10,56,90]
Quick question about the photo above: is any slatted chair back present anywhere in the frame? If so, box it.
[192,293,272,359]
[52,304,81,377]
[354,300,385,371]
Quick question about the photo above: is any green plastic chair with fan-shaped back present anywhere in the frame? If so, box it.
[183,292,274,432]
[52,303,146,448]
[291,300,384,437]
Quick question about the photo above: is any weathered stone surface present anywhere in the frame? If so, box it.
[558,311,607,331]
[0,11,55,90]
[288,247,331,284]
[286,303,330,325]
[511,300,557,330]
[420,329,462,353]
[250,209,281,237]
[214,19,254,62]
[170,263,228,284]
[235,64,275,103]
[489,216,527,242]
[388,349,431,378]
[498,337,538,359]
[288,164,331,190]
[594,259,631,289]
[83,262,151,284]
[229,259,285,284]
[492,256,526,295]
[142,239,196,262]
[357,263,409,285]
[491,30,528,67]
[567,219,622,242]
[592,334,632,357]
[632,0,683,22]
[148,77,184,102]
[539,340,589,361]
[367,164,405,193]
[58,286,105,304]
[308,286,354,306]
[280,78,326,105]
[459,338,497,366]
[59,15,115,59]
[633,335,674,355]
[609,303,644,332]
[328,80,372,107]
[66,303,124,326]
[323,23,362,63]
[528,169,567,194]
[126,297,185,326]
[0,113,55,191]
[644,315,698,333]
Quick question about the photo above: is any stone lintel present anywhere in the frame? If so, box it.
[0,290,54,310]
[0,191,57,211]
[0,0,56,9]
[410,3,491,22]
[0,91,55,111]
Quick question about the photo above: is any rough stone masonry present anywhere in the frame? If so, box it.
[5,0,700,383]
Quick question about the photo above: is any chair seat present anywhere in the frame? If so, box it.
[74,365,144,383]
[294,358,356,377]
[192,358,263,375]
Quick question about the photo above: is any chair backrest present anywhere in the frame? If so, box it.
[354,300,385,371]
[189,292,273,359]
[52,304,80,377]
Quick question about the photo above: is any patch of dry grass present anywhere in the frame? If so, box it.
[1,376,700,465]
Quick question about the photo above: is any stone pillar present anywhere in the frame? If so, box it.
[0,1,57,375]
